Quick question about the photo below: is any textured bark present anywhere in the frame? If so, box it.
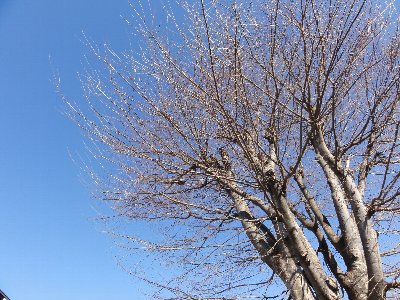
[231,189,317,300]
[343,176,385,299]
[313,126,385,299]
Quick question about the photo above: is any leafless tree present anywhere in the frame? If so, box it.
[62,0,400,299]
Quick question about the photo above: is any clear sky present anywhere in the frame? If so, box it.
[0,0,152,299]
[1,1,399,300]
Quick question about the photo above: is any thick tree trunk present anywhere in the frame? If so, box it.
[342,175,385,299]
[281,260,316,300]
[230,188,317,300]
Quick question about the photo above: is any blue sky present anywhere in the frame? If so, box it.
[0,0,152,299]
[1,1,399,300]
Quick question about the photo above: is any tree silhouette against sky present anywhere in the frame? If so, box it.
[65,0,400,299]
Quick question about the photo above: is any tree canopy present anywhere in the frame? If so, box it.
[64,0,400,299]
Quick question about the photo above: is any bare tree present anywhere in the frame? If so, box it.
[62,0,400,299]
